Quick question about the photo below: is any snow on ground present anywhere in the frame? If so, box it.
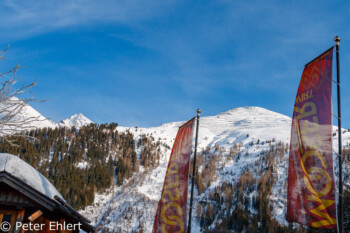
[75,160,90,169]
[270,151,289,226]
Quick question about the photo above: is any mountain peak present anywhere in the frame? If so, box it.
[217,106,291,120]
[220,106,275,114]
[60,113,93,128]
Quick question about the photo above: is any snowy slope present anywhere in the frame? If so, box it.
[14,102,57,128]
[80,106,350,232]
[0,97,57,133]
[119,107,291,153]
[60,113,93,128]
[80,107,290,231]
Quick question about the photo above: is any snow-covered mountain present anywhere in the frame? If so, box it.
[60,113,93,128]
[0,97,57,134]
[15,102,57,129]
[80,106,350,232]
[116,106,292,158]
[0,97,93,131]
[81,107,290,231]
[2,100,348,232]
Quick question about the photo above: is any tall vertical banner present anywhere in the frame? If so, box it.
[287,47,337,230]
[152,118,195,233]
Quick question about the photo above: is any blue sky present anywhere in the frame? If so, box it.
[1,0,350,128]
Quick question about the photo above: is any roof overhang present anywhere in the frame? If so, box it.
[0,171,95,232]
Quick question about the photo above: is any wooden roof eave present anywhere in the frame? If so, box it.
[0,171,56,211]
[0,171,95,232]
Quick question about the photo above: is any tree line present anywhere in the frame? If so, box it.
[0,123,161,210]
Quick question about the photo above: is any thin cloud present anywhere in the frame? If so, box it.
[0,0,178,39]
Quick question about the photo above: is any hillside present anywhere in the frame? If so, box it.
[80,107,350,232]
[0,103,349,232]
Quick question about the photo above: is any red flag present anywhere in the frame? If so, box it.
[287,47,337,229]
[152,118,195,233]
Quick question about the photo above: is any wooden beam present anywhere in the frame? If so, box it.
[28,210,43,222]
[13,209,25,233]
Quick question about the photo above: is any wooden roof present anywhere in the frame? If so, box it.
[0,171,95,233]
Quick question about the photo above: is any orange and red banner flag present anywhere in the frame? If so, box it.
[287,47,337,230]
[152,118,195,233]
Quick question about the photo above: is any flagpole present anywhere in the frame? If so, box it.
[187,109,201,233]
[334,35,343,233]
